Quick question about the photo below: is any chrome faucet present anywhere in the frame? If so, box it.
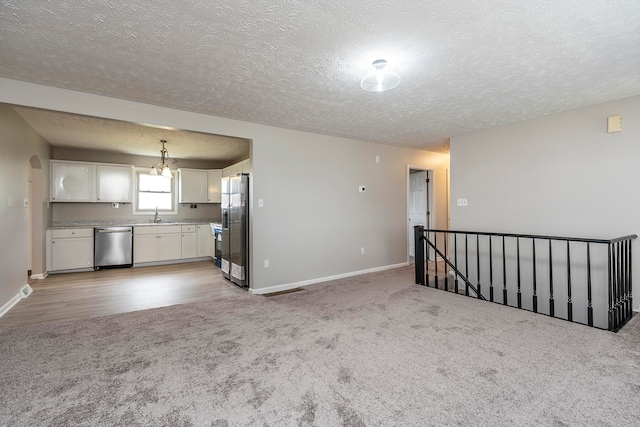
[153,207,161,223]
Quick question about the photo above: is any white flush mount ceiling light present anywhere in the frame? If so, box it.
[149,139,173,178]
[360,59,401,92]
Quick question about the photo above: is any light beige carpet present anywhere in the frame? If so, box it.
[1,266,639,426]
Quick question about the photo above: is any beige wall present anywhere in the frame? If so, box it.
[250,126,449,289]
[450,95,640,311]
[0,77,449,293]
[0,104,51,310]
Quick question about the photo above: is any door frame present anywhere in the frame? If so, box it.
[406,164,436,263]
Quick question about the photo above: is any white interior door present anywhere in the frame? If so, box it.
[409,170,429,258]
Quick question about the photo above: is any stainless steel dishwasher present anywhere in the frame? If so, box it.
[94,227,133,269]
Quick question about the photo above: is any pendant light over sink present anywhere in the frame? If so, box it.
[149,139,173,178]
[360,59,401,92]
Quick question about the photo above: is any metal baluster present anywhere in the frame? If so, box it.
[587,242,593,327]
[423,231,429,287]
[617,242,622,328]
[489,236,494,302]
[476,234,482,299]
[567,241,572,322]
[454,233,459,294]
[502,236,507,305]
[611,243,618,331]
[628,240,634,324]
[444,232,448,292]
[517,237,522,309]
[608,243,614,331]
[433,232,438,288]
[624,240,630,322]
[532,239,537,313]
[465,234,470,297]
[549,239,554,318]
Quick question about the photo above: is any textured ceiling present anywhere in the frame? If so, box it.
[1,1,640,154]
[12,106,250,163]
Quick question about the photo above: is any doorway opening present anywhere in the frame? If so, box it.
[408,166,434,262]
[28,155,45,280]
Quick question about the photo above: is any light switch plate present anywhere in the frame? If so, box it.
[258,199,264,207]
[457,198,468,207]
[359,186,366,193]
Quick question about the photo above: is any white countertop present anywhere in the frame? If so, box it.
[48,219,221,230]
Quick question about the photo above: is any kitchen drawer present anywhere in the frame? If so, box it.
[135,225,181,235]
[181,225,196,233]
[51,228,94,238]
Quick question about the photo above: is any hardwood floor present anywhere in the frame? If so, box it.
[0,261,246,329]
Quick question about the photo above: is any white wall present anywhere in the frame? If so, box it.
[450,95,640,311]
[0,104,51,312]
[0,78,449,292]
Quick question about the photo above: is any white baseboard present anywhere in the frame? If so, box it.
[31,272,48,280]
[249,262,409,295]
[0,292,22,319]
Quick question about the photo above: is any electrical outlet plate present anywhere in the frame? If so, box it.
[361,247,365,254]
[19,284,33,298]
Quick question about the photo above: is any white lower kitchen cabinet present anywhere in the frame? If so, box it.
[158,234,182,261]
[49,228,94,271]
[181,225,197,259]
[134,225,182,263]
[197,224,212,257]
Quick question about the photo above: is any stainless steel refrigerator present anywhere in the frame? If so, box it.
[221,173,249,288]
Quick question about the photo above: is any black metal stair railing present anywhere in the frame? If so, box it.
[414,226,636,332]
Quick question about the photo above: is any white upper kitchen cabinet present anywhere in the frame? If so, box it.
[179,168,223,203]
[96,164,133,202]
[50,161,94,202]
[207,170,222,203]
[178,168,208,203]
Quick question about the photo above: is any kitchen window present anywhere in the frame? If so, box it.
[135,170,177,214]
